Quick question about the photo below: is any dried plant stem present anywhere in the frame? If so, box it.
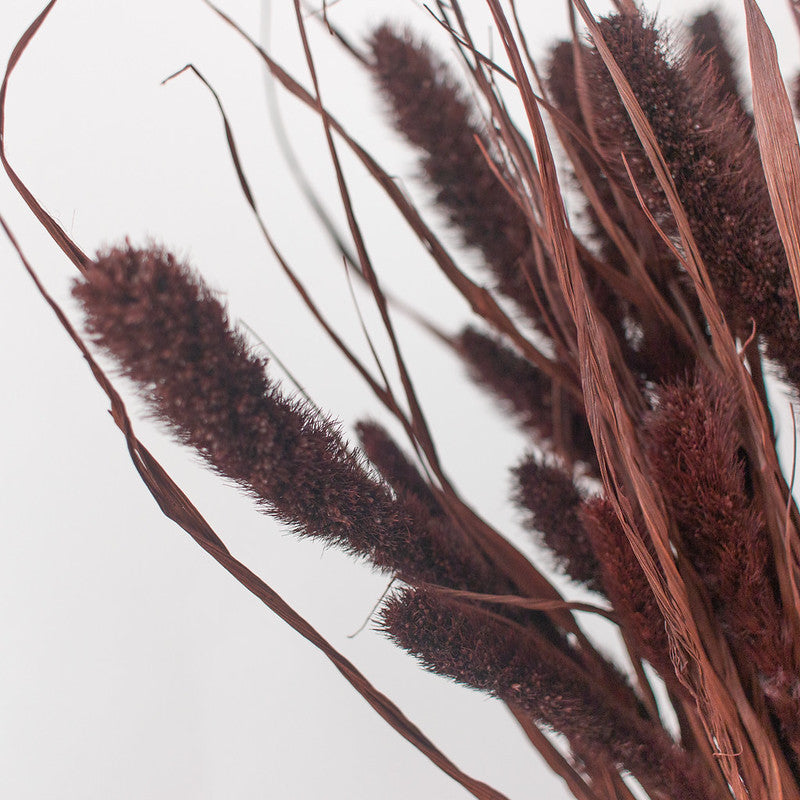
[8,0,800,797]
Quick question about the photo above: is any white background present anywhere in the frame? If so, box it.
[2,1,799,798]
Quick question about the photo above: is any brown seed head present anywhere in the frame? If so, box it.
[73,244,501,592]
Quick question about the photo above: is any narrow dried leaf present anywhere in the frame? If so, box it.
[0,0,88,270]
[745,0,800,320]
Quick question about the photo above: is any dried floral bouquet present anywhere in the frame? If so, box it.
[6,0,800,797]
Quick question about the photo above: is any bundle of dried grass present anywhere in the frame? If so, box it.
[6,0,800,798]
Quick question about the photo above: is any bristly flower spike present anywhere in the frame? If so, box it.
[368,25,549,329]
[688,10,748,120]
[380,586,715,800]
[585,12,800,389]
[457,326,596,469]
[355,420,442,517]
[72,244,504,593]
[643,369,800,747]
[580,496,677,690]
[513,456,603,592]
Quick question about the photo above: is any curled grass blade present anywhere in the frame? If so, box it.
[0,0,88,270]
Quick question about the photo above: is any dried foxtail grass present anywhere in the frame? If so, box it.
[7,0,800,798]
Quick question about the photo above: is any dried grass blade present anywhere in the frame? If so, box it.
[163,63,404,422]
[735,0,800,690]
[500,1,763,795]
[0,0,88,270]
[418,585,617,622]
[1,216,510,800]
[571,3,799,795]
[426,3,517,84]
[162,64,255,207]
[292,0,441,472]
[744,0,800,319]
[204,0,595,633]
[203,0,577,397]
[507,709,606,800]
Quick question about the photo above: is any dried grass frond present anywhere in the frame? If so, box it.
[7,0,800,797]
